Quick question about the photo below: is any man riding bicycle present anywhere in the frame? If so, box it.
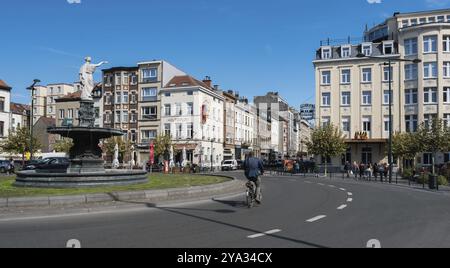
[244,151,264,204]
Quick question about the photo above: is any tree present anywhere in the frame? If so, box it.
[102,137,132,163]
[53,138,74,153]
[153,135,172,161]
[0,126,41,164]
[305,124,347,175]
[415,118,450,175]
[392,132,421,170]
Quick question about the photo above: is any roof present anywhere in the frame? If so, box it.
[10,102,30,114]
[165,75,213,90]
[55,91,82,102]
[0,80,12,90]
[36,117,56,126]
[102,66,138,73]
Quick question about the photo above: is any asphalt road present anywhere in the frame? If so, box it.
[1,172,450,248]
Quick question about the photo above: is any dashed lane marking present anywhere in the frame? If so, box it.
[306,215,327,223]
[337,205,347,210]
[248,229,282,239]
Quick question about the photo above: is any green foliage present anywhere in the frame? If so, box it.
[392,132,421,161]
[305,124,347,174]
[102,137,131,157]
[402,168,414,179]
[417,174,429,185]
[53,138,74,153]
[153,135,172,160]
[0,127,41,158]
[416,118,450,174]
[438,175,448,186]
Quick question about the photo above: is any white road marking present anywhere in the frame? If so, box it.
[265,229,282,235]
[248,233,266,239]
[347,192,353,196]
[347,198,353,202]
[337,205,347,210]
[306,215,327,223]
[248,229,282,239]
[339,188,346,191]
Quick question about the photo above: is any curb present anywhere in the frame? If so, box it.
[0,175,244,209]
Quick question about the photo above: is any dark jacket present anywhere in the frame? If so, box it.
[245,157,264,179]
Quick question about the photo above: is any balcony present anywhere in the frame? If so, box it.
[141,96,158,102]
[141,114,158,121]
[141,78,158,84]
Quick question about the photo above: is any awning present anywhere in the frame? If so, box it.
[345,139,388,144]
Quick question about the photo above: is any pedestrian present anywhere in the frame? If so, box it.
[379,163,385,182]
[373,163,378,181]
[359,162,365,180]
[294,161,300,174]
[344,161,351,178]
[384,163,389,180]
[7,158,15,175]
[352,161,359,179]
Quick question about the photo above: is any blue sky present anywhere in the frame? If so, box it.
[1,0,449,107]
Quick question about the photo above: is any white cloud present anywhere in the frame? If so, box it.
[67,0,81,4]
[367,0,382,4]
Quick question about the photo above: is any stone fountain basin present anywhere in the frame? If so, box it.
[14,170,148,188]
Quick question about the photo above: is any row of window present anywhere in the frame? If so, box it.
[164,123,195,139]
[320,35,450,60]
[321,87,450,106]
[401,15,450,28]
[321,61,450,85]
[404,36,450,55]
[322,114,450,134]
[164,103,194,116]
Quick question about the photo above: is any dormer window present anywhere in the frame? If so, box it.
[362,43,372,56]
[322,47,332,59]
[419,17,427,24]
[341,46,351,58]
[437,16,445,23]
[410,19,418,26]
[383,41,394,55]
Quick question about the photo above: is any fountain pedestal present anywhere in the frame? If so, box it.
[14,102,148,188]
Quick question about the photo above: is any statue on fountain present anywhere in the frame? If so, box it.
[79,57,108,100]
[78,57,108,127]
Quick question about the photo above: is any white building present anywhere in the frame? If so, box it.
[160,75,224,169]
[234,98,257,160]
[46,84,75,119]
[0,80,11,140]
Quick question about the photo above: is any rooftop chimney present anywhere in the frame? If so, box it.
[213,85,219,91]
[203,76,212,88]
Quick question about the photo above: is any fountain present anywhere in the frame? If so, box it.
[15,57,148,188]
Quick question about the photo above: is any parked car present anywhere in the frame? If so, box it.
[23,157,70,172]
[0,160,12,173]
[221,160,238,171]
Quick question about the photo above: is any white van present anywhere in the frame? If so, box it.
[221,160,238,171]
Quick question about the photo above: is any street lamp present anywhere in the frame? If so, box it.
[26,79,41,160]
[356,53,421,183]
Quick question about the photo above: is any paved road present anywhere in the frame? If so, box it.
[1,172,450,248]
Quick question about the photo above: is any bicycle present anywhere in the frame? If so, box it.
[246,180,257,208]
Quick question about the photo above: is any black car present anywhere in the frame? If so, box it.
[23,157,70,172]
[0,160,12,173]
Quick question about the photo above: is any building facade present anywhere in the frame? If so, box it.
[55,91,81,127]
[46,84,75,119]
[32,85,48,125]
[10,102,30,133]
[0,80,11,139]
[160,75,224,168]
[136,61,186,165]
[314,8,450,167]
[222,90,237,160]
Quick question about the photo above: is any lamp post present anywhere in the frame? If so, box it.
[26,79,41,160]
[356,54,421,183]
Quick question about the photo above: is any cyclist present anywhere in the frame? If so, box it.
[244,151,264,204]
